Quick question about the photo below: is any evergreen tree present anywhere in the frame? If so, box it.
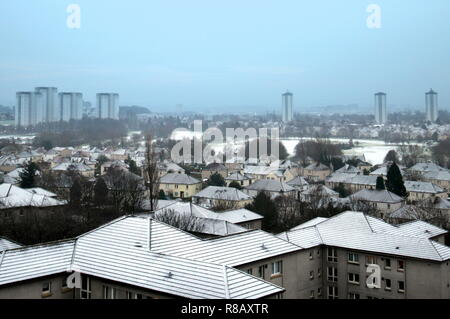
[158,190,166,200]
[245,192,278,232]
[19,161,39,188]
[376,176,385,190]
[386,162,408,197]
[207,172,226,187]
[125,156,141,176]
[94,178,109,207]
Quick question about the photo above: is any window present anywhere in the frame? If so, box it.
[42,281,51,295]
[103,286,117,299]
[327,267,338,282]
[384,258,391,270]
[327,286,338,299]
[61,277,68,289]
[103,286,110,299]
[397,260,405,272]
[271,261,282,276]
[348,253,359,264]
[258,265,267,280]
[309,251,313,260]
[126,291,134,299]
[309,271,314,280]
[327,247,337,262]
[385,279,392,291]
[80,276,91,299]
[348,273,360,285]
[317,249,321,256]
[317,288,322,297]
[398,281,405,293]
[366,256,377,265]
[310,290,315,299]
[318,268,322,278]
[348,292,360,299]
[136,294,143,299]
[246,268,252,275]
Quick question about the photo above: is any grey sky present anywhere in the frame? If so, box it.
[0,0,449,113]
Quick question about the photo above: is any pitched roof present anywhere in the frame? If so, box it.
[0,237,22,252]
[304,162,330,171]
[278,211,450,262]
[0,217,284,299]
[193,186,251,201]
[245,179,296,193]
[409,162,447,173]
[404,181,445,194]
[159,173,201,185]
[349,189,404,203]
[0,184,67,209]
[286,176,309,187]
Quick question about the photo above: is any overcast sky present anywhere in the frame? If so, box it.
[0,0,449,113]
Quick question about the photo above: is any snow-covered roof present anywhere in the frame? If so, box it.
[193,186,251,201]
[286,176,309,187]
[0,217,285,299]
[245,179,296,193]
[349,189,404,203]
[409,162,447,173]
[405,181,445,194]
[278,211,450,262]
[0,184,66,209]
[159,173,201,185]
[0,237,22,252]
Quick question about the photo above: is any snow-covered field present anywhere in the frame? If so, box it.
[170,130,410,166]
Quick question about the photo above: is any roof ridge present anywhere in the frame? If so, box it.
[222,265,230,299]
[429,240,448,261]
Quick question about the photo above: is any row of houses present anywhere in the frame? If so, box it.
[1,210,450,299]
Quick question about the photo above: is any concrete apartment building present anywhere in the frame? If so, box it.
[278,212,450,299]
[1,211,450,299]
[0,217,285,299]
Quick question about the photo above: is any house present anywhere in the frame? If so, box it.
[408,162,448,176]
[151,202,251,238]
[201,162,228,181]
[278,211,450,299]
[301,162,332,182]
[286,176,309,192]
[0,216,285,299]
[159,173,202,199]
[300,184,339,205]
[422,170,450,191]
[404,181,447,203]
[52,162,95,178]
[386,205,445,229]
[225,171,251,187]
[348,189,405,214]
[243,165,294,182]
[326,174,378,193]
[192,186,252,209]
[157,161,185,177]
[0,183,67,219]
[334,165,362,175]
[244,179,296,199]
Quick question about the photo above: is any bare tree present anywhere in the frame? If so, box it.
[144,135,160,211]
[103,167,146,215]
[154,209,205,233]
